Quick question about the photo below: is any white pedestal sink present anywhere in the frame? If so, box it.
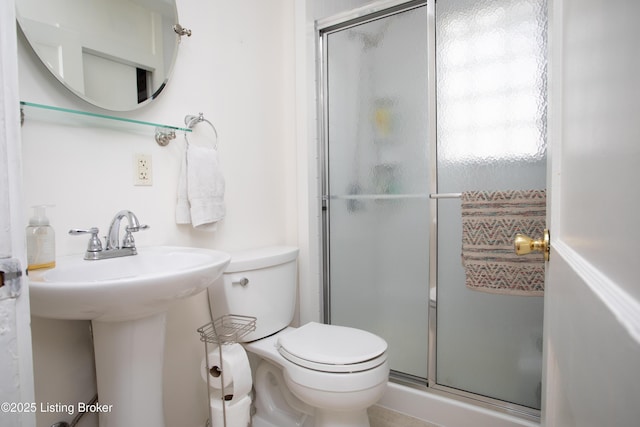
[29,246,231,427]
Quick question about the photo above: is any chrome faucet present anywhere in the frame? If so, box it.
[70,210,149,260]
[106,210,149,251]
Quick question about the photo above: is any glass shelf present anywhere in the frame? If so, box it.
[20,101,191,145]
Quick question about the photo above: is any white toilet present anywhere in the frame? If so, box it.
[207,246,389,427]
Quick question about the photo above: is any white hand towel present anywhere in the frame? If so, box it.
[175,150,191,224]
[175,143,225,231]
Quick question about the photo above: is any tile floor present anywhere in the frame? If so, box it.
[368,405,443,427]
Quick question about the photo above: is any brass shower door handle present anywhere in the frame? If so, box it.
[514,229,550,261]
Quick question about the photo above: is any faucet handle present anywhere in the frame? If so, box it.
[69,227,99,235]
[69,228,103,253]
[122,224,149,249]
[125,224,150,233]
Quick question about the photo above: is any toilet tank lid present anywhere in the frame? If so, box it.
[225,246,299,273]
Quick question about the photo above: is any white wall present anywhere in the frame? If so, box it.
[19,1,296,426]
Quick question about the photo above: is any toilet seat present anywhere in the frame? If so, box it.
[276,322,387,373]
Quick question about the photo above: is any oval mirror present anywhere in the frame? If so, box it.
[16,0,183,112]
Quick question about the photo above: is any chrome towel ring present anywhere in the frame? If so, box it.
[184,112,219,149]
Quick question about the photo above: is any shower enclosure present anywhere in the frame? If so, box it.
[319,0,547,419]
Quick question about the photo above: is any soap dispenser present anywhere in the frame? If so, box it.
[26,205,55,271]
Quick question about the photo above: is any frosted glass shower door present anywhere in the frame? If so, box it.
[434,0,547,412]
[322,4,429,380]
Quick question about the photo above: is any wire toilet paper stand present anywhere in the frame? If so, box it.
[197,315,257,427]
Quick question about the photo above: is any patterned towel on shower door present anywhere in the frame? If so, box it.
[460,190,546,296]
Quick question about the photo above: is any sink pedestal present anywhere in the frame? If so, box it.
[92,313,167,426]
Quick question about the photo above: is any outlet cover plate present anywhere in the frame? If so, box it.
[134,153,153,186]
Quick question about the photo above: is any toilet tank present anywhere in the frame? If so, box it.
[208,246,299,342]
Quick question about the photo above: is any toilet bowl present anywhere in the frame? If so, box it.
[248,324,389,426]
[207,247,389,427]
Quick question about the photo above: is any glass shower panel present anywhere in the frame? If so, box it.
[325,5,429,379]
[435,0,547,410]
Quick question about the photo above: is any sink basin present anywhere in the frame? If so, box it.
[29,245,230,322]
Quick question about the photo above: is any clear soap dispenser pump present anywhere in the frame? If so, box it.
[26,205,55,271]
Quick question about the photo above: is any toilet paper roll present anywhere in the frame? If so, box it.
[201,347,232,390]
[201,343,252,399]
[210,394,251,427]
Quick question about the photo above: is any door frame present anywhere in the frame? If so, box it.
[0,0,36,425]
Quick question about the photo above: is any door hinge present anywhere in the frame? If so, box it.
[0,258,23,300]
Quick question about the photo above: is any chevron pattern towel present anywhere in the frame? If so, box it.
[461,190,546,296]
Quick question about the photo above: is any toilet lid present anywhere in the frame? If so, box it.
[277,322,387,373]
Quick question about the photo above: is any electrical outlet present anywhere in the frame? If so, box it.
[134,153,153,186]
